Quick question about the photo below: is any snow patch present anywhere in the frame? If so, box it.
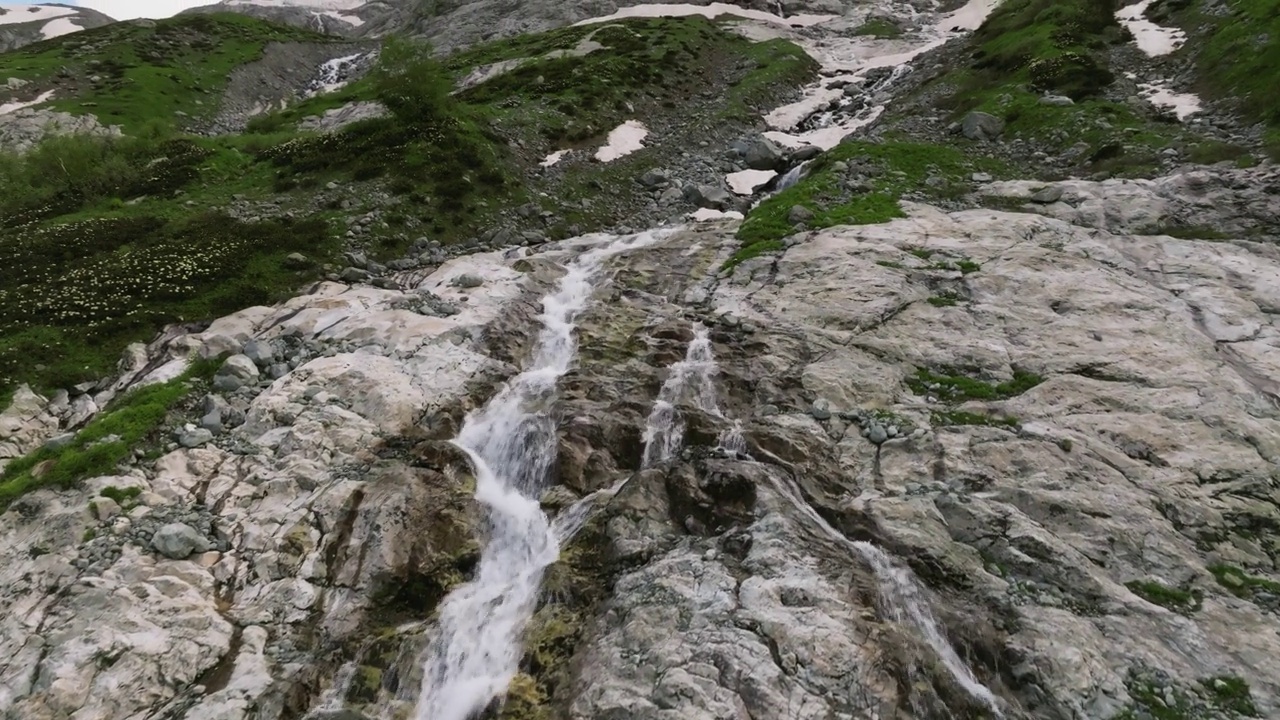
[726,169,777,195]
[227,0,366,9]
[761,0,1001,150]
[0,89,56,115]
[0,5,75,25]
[322,11,363,26]
[1139,80,1202,120]
[40,16,81,39]
[1116,0,1186,57]
[574,3,835,29]
[595,120,648,162]
[541,150,570,168]
[689,208,745,222]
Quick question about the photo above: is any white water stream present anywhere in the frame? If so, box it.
[650,323,1002,714]
[406,230,669,720]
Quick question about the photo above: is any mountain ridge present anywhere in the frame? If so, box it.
[0,1,1277,719]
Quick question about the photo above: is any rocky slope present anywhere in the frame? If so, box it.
[1,1,1279,719]
[0,4,114,52]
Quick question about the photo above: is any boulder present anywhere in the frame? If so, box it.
[150,523,209,559]
[961,111,1005,141]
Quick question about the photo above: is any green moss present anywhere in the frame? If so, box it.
[931,409,1020,428]
[956,259,982,274]
[0,14,333,134]
[852,17,903,39]
[0,359,218,512]
[99,486,142,505]
[1208,563,1280,599]
[1201,675,1260,716]
[735,139,1008,256]
[907,367,1044,402]
[82,528,97,542]
[927,293,960,307]
[1126,580,1203,614]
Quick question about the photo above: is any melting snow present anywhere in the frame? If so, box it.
[541,150,569,167]
[595,120,649,162]
[762,0,1002,150]
[0,4,75,25]
[322,11,363,26]
[0,89,56,115]
[689,208,745,222]
[228,0,365,9]
[726,169,777,195]
[1139,80,1202,120]
[1116,0,1186,56]
[574,3,835,29]
[40,17,81,39]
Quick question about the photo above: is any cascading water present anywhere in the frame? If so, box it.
[764,475,1003,716]
[407,230,668,720]
[632,322,1003,715]
[641,323,721,467]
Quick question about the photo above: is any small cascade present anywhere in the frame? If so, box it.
[641,323,721,467]
[404,230,668,720]
[763,473,1004,716]
[626,322,1003,715]
[306,52,370,97]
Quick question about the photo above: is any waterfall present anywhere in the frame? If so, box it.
[628,322,1003,715]
[763,473,1003,716]
[641,323,720,467]
[408,230,667,720]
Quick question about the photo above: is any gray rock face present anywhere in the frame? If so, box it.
[176,426,214,448]
[297,100,389,133]
[150,522,209,559]
[213,355,260,392]
[961,111,1005,141]
[740,136,785,170]
[683,183,734,210]
[0,108,121,154]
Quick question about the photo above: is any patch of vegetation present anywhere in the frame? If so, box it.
[1158,0,1280,159]
[1208,563,1280,600]
[734,139,1008,258]
[931,409,1020,428]
[1118,670,1260,719]
[1125,580,1203,614]
[1201,675,1260,717]
[0,359,217,512]
[0,211,335,398]
[0,13,333,133]
[1137,223,1232,240]
[927,292,961,307]
[99,485,142,505]
[852,17,903,39]
[907,367,1044,402]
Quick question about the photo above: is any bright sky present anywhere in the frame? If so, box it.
[0,1,215,20]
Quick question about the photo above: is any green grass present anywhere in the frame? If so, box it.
[732,139,1008,263]
[99,485,142,505]
[1201,676,1260,717]
[927,293,960,307]
[907,368,1044,402]
[0,14,333,134]
[931,410,1020,428]
[1162,0,1280,157]
[0,359,218,512]
[1126,580,1203,614]
[0,211,336,398]
[852,17,903,39]
[1208,563,1280,599]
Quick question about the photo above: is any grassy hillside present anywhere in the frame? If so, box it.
[1153,0,1280,157]
[0,13,332,134]
[0,14,816,406]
